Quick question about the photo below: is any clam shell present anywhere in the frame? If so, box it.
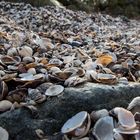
[127,97,140,114]
[45,85,64,96]
[0,127,9,140]
[114,107,136,130]
[92,116,114,140]
[90,109,109,122]
[61,111,88,134]
[17,45,33,57]
[0,100,12,112]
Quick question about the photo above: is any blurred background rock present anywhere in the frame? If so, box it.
[4,0,140,18]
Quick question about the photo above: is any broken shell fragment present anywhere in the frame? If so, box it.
[92,116,114,140]
[61,111,91,138]
[45,85,64,96]
[0,100,12,112]
[0,127,9,140]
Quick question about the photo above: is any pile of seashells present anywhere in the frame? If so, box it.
[33,97,140,140]
[0,1,140,139]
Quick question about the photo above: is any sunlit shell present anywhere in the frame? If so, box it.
[0,100,12,112]
[62,55,75,64]
[64,76,87,87]
[49,67,61,74]
[0,127,9,140]
[45,85,64,96]
[114,107,136,130]
[17,45,33,57]
[90,109,109,122]
[0,80,8,101]
[96,54,114,66]
[96,73,117,84]
[92,116,114,140]
[61,111,91,138]
[27,68,36,75]
[127,97,140,114]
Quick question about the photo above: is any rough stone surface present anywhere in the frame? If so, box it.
[0,82,140,139]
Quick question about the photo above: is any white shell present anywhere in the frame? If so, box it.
[17,45,33,57]
[61,111,88,134]
[45,85,64,96]
[0,127,9,140]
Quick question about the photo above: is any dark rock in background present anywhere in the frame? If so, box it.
[0,82,140,140]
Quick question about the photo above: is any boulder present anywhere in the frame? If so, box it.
[0,82,140,139]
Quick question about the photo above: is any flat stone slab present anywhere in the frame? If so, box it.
[0,82,140,139]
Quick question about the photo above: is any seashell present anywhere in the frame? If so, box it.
[27,88,46,104]
[92,116,114,140]
[0,80,8,101]
[2,73,17,82]
[22,56,34,64]
[127,97,140,114]
[25,63,37,69]
[45,85,64,96]
[62,55,75,64]
[118,77,129,85]
[85,70,97,82]
[27,68,36,75]
[95,54,114,66]
[113,127,139,135]
[113,107,136,130]
[0,55,21,66]
[0,127,9,140]
[0,100,12,112]
[54,71,73,80]
[61,111,91,138]
[64,76,87,87]
[37,82,53,93]
[6,88,27,103]
[90,109,109,122]
[49,59,63,66]
[7,65,18,71]
[49,67,61,74]
[0,70,5,77]
[96,73,117,84]
[17,45,33,57]
[7,47,18,56]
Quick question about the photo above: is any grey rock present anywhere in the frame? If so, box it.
[0,82,140,139]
